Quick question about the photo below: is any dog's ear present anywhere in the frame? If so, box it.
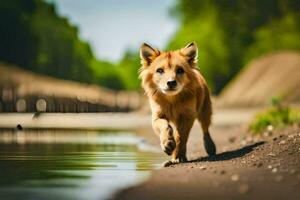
[180,42,198,64]
[140,43,160,66]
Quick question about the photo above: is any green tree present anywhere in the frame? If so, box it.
[117,50,141,90]
[245,13,300,62]
[0,1,37,68]
[0,0,125,90]
[168,0,300,93]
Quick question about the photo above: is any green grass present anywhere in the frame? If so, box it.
[249,97,300,134]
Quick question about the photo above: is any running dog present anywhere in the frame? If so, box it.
[139,42,216,166]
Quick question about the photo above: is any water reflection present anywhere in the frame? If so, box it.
[0,130,165,200]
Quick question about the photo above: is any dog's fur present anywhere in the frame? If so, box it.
[139,42,216,166]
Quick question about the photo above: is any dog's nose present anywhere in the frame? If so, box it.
[167,80,177,89]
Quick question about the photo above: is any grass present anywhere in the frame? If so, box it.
[249,97,300,134]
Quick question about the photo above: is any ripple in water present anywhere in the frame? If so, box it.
[0,130,165,200]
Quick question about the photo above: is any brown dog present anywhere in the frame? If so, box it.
[139,42,216,166]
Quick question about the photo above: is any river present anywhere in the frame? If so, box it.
[0,130,165,200]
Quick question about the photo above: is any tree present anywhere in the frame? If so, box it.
[168,0,300,93]
[0,0,125,90]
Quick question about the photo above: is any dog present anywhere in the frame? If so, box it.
[139,42,216,166]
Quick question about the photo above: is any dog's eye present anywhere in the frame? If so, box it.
[176,67,184,74]
[156,68,164,74]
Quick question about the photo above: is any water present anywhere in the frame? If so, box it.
[0,130,165,200]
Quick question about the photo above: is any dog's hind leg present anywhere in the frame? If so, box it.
[198,93,216,156]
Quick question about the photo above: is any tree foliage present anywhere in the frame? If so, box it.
[0,0,124,90]
[168,0,300,93]
[1,0,299,93]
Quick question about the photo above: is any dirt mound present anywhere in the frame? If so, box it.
[218,51,300,107]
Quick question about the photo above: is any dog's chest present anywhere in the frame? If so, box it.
[151,98,197,121]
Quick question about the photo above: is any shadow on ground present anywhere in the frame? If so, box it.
[191,141,265,163]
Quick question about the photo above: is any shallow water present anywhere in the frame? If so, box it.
[0,130,165,200]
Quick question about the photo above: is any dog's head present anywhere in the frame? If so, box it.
[139,42,198,96]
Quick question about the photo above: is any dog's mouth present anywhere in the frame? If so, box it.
[160,87,182,95]
[163,88,176,92]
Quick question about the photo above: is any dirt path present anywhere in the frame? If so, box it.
[113,123,300,200]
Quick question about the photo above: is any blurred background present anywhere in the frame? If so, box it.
[0,1,300,200]
[0,0,299,113]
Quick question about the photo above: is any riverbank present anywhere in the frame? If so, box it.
[0,108,258,130]
[1,109,299,199]
[113,124,300,200]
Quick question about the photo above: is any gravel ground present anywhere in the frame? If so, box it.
[113,124,300,200]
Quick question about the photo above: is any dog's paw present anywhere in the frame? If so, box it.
[163,159,179,167]
[204,133,216,156]
[163,157,187,167]
[160,125,176,155]
[160,138,176,156]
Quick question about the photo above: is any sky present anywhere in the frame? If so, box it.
[50,0,179,62]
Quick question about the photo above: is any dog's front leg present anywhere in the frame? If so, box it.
[152,116,176,156]
[164,117,194,167]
